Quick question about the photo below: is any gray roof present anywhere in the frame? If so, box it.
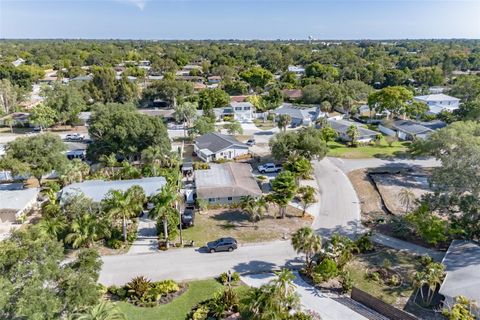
[419,120,447,131]
[439,240,480,302]
[61,177,166,202]
[327,119,378,138]
[0,188,39,211]
[391,120,433,135]
[273,104,318,121]
[195,133,248,154]
[195,163,262,199]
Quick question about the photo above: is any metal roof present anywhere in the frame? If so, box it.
[327,119,378,138]
[0,188,39,211]
[195,133,248,154]
[439,240,480,303]
[195,163,262,199]
[414,93,460,102]
[391,120,433,135]
[274,104,318,120]
[61,177,166,202]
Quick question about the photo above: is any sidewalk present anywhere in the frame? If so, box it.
[372,233,445,261]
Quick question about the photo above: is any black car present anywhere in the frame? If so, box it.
[206,237,238,253]
[181,206,195,228]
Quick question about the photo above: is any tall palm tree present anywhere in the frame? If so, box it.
[291,227,322,271]
[270,171,297,219]
[65,213,110,248]
[103,188,144,242]
[74,301,126,320]
[240,195,264,226]
[100,153,119,179]
[141,146,164,176]
[62,159,90,185]
[284,156,313,183]
[398,188,416,213]
[413,261,445,306]
[149,183,178,249]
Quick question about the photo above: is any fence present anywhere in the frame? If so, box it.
[351,287,418,320]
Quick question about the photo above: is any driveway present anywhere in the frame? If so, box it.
[127,212,158,255]
[99,240,301,286]
[241,272,374,320]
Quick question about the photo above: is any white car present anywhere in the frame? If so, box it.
[257,163,282,174]
[65,133,85,141]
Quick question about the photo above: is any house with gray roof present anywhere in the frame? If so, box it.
[194,132,249,163]
[414,93,460,115]
[379,119,446,141]
[0,187,40,222]
[195,163,262,204]
[327,119,379,143]
[273,104,321,127]
[439,240,480,317]
[60,177,166,203]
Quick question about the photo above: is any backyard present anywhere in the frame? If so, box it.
[327,140,410,159]
[182,206,312,245]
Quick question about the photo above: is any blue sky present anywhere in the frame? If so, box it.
[0,0,479,39]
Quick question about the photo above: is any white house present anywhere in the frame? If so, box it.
[0,186,40,222]
[413,94,460,114]
[327,119,379,143]
[287,65,306,77]
[272,104,322,126]
[228,102,255,122]
[378,119,446,141]
[194,133,249,163]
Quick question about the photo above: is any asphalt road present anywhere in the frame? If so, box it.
[99,240,301,286]
[328,157,440,173]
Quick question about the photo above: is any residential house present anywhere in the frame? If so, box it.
[282,89,303,101]
[0,186,40,222]
[413,94,460,114]
[207,76,222,84]
[327,119,379,143]
[195,163,262,205]
[287,65,306,77]
[272,103,321,126]
[228,102,254,122]
[378,119,446,141]
[69,75,93,82]
[230,95,250,103]
[194,132,249,163]
[60,177,166,203]
[439,240,480,318]
[11,58,25,67]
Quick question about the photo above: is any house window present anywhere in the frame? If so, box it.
[243,107,250,111]
[227,197,233,201]
[235,107,242,111]
[209,198,215,203]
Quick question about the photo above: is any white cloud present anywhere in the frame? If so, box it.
[117,0,148,10]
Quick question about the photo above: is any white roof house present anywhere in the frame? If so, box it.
[439,240,480,317]
[414,94,460,115]
[0,187,40,222]
[60,177,166,202]
[273,104,322,126]
[287,65,306,75]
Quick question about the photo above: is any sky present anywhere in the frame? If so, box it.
[0,0,479,40]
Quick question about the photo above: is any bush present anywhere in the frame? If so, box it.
[355,234,374,253]
[219,271,240,285]
[152,279,179,296]
[107,285,118,295]
[116,287,127,299]
[419,254,433,267]
[106,237,123,249]
[339,271,353,293]
[126,276,152,300]
[191,305,209,320]
[366,271,381,283]
[387,274,401,286]
[313,258,338,282]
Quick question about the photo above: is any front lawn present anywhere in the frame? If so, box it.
[117,279,223,320]
[253,119,276,130]
[182,206,312,246]
[345,247,423,307]
[327,140,410,159]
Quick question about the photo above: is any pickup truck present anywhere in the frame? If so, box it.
[257,163,282,174]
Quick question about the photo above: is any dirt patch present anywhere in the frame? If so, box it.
[370,172,432,215]
[182,205,312,245]
[348,169,384,219]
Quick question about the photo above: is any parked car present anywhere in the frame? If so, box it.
[246,138,256,146]
[181,205,195,228]
[257,163,282,174]
[65,133,85,141]
[206,237,238,253]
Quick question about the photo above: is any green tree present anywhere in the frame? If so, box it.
[29,103,57,130]
[198,88,229,115]
[346,125,359,147]
[412,67,444,86]
[271,170,297,219]
[61,158,90,185]
[240,195,268,226]
[43,83,85,127]
[65,213,110,248]
[140,79,193,107]
[367,86,413,118]
[297,186,316,216]
[0,78,22,114]
[449,75,480,103]
[291,227,322,270]
[277,114,291,132]
[223,80,248,95]
[86,67,117,103]
[149,183,179,248]
[320,126,337,143]
[175,101,198,136]
[398,188,416,214]
[193,116,215,135]
[269,128,328,161]
[0,133,67,186]
[240,66,273,90]
[413,261,445,306]
[442,296,478,320]
[87,103,171,160]
[305,62,339,82]
[224,120,243,135]
[103,187,145,242]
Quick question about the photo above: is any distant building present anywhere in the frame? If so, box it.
[0,187,40,222]
[378,119,446,141]
[11,58,25,67]
[287,65,306,77]
[194,133,249,163]
[414,94,460,114]
[439,240,480,318]
[195,163,262,205]
[282,89,303,101]
[60,177,166,203]
[272,104,321,127]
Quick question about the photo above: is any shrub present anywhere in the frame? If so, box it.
[219,271,241,285]
[388,274,401,286]
[116,287,127,299]
[419,254,433,267]
[107,285,118,295]
[152,279,180,296]
[126,276,152,300]
[191,305,209,320]
[382,258,392,269]
[339,271,353,293]
[289,312,313,320]
[367,271,381,283]
[106,238,123,249]
[391,216,412,238]
[355,234,374,253]
[313,258,338,282]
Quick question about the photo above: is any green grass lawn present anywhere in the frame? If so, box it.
[117,279,223,320]
[345,248,423,307]
[327,140,411,159]
[253,119,276,130]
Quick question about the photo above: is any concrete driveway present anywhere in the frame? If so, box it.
[99,240,301,286]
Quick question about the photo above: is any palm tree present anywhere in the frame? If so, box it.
[277,114,291,132]
[271,171,297,219]
[100,153,119,178]
[62,159,90,185]
[103,188,144,242]
[398,188,416,213]
[65,213,110,248]
[141,146,164,176]
[149,183,178,249]
[38,216,67,240]
[284,156,313,183]
[297,186,316,216]
[74,301,126,320]
[291,227,322,271]
[413,261,445,306]
[240,195,266,227]
[118,161,141,180]
[346,125,359,147]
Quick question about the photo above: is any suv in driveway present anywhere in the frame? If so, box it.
[206,237,238,253]
[257,163,282,174]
